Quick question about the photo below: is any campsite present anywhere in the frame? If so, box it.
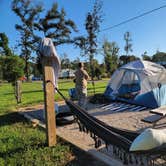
[1,0,166,166]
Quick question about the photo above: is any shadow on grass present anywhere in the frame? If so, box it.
[0,112,26,127]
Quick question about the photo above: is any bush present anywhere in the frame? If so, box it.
[0,56,25,84]
[101,73,108,78]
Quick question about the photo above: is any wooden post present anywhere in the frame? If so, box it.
[15,80,22,103]
[43,58,56,146]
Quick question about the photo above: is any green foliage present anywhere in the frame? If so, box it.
[103,40,119,75]
[70,57,80,70]
[95,67,102,80]
[33,2,78,77]
[119,55,140,66]
[91,59,103,79]
[124,31,133,56]
[0,60,3,80]
[34,2,77,46]
[12,0,43,80]
[0,33,12,56]
[80,0,103,57]
[78,0,103,93]
[0,56,24,84]
[60,53,71,69]
[83,0,103,55]
[142,51,152,61]
[152,51,166,62]
[142,55,152,61]
[141,51,166,67]
[30,61,42,77]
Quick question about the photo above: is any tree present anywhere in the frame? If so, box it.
[0,55,25,103]
[70,57,80,70]
[152,51,166,62]
[60,53,71,69]
[12,0,43,80]
[124,31,133,63]
[30,61,41,78]
[0,33,13,81]
[119,55,139,66]
[34,3,77,46]
[0,59,2,80]
[0,33,12,56]
[78,0,103,93]
[0,55,24,84]
[94,64,103,80]
[33,2,80,77]
[103,39,119,75]
[141,51,152,61]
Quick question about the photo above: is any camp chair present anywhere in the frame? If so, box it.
[68,88,77,100]
[56,88,166,165]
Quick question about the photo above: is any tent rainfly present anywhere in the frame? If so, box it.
[104,60,166,108]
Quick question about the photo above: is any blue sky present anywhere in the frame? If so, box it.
[0,0,166,63]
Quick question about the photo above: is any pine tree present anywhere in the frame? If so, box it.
[78,0,103,94]
[124,31,133,64]
[12,0,43,80]
[0,33,12,56]
[103,39,119,75]
[34,3,77,46]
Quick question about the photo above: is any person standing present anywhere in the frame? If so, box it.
[74,62,90,108]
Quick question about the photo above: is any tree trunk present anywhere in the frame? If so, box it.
[89,55,95,95]
[15,80,22,103]
[25,59,29,81]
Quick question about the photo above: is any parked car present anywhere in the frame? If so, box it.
[32,77,42,81]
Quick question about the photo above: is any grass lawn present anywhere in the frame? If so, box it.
[0,79,108,166]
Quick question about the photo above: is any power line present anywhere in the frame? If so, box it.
[100,4,166,32]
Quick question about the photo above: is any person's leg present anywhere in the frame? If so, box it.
[76,86,87,109]
[80,88,87,109]
[76,86,82,106]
